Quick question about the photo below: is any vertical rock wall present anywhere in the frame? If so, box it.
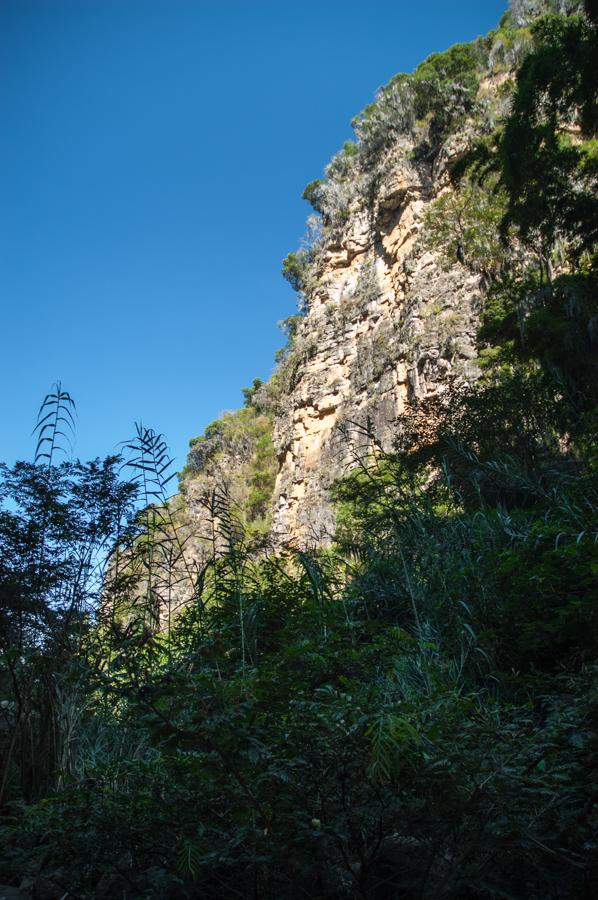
[271,146,483,546]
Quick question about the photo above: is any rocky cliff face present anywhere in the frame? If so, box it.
[270,142,485,546]
[176,170,484,561]
[177,11,536,556]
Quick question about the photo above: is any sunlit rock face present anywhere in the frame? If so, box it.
[270,137,483,547]
[180,37,527,553]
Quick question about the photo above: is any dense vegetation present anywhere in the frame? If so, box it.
[180,404,277,538]
[1,2,597,897]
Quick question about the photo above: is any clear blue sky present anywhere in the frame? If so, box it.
[0,0,506,473]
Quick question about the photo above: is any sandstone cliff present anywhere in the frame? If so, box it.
[176,2,559,559]
[269,143,485,545]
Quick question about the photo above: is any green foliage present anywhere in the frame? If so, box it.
[294,0,591,254]
[3,475,597,898]
[314,141,362,227]
[352,74,415,167]
[281,249,312,295]
[498,9,598,263]
[0,389,139,808]
[242,377,265,408]
[3,350,597,900]
[422,176,508,276]
[430,6,598,416]
[411,41,483,144]
[480,272,598,405]
[412,41,481,88]
[487,22,534,72]
[350,37,486,176]
[180,406,277,534]
[303,143,359,221]
[301,178,324,214]
[119,423,200,633]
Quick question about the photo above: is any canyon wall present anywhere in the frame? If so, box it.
[177,18,531,558]
[270,140,485,546]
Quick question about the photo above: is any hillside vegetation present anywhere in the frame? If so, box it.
[1,1,597,897]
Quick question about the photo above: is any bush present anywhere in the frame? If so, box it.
[422,176,508,277]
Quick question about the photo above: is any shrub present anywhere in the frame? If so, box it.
[421,176,508,277]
